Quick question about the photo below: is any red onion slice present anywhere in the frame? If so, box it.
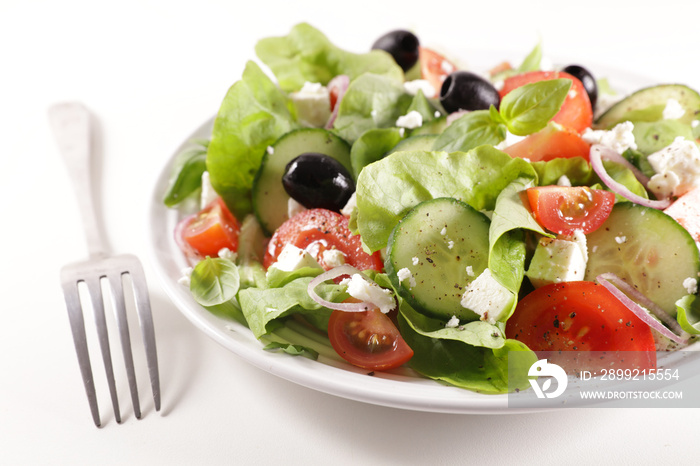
[174,213,202,264]
[597,273,688,344]
[590,144,671,209]
[307,265,375,312]
[593,143,651,186]
[325,75,349,129]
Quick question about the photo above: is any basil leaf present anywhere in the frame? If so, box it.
[432,110,506,152]
[517,41,542,72]
[190,257,240,307]
[499,79,571,136]
[163,146,207,207]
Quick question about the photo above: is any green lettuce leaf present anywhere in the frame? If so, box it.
[333,73,413,143]
[432,110,506,152]
[676,294,700,334]
[354,146,536,252]
[255,22,403,92]
[206,61,296,217]
[398,310,536,393]
[349,128,404,177]
[237,276,346,338]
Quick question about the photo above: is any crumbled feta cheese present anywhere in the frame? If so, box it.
[434,110,441,118]
[399,128,405,137]
[217,247,237,262]
[693,120,700,129]
[370,109,378,119]
[440,226,447,236]
[460,268,513,324]
[289,82,331,127]
[403,79,436,98]
[557,175,572,187]
[396,110,423,129]
[581,121,637,154]
[663,98,686,120]
[340,192,357,217]
[465,265,475,277]
[412,256,420,266]
[267,146,275,155]
[495,129,527,150]
[287,197,306,219]
[344,274,396,314]
[200,171,218,208]
[447,240,454,249]
[492,79,504,91]
[647,136,700,198]
[397,267,417,288]
[178,267,193,287]
[615,236,627,244]
[270,244,321,272]
[445,315,460,328]
[321,249,346,268]
[683,277,698,295]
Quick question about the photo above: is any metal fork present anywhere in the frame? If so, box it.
[50,102,161,427]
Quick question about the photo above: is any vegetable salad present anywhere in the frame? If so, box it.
[165,23,700,394]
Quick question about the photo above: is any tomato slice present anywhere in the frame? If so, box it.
[506,281,656,372]
[263,208,383,271]
[499,71,593,133]
[328,305,413,371]
[503,124,591,162]
[419,46,457,98]
[179,197,240,258]
[526,186,615,235]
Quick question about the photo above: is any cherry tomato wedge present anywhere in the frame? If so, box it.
[526,186,615,235]
[328,305,413,371]
[503,124,591,162]
[499,71,593,133]
[419,46,457,98]
[263,208,383,271]
[506,281,656,372]
[179,197,240,258]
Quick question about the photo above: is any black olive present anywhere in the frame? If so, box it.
[439,71,501,114]
[282,153,355,212]
[562,64,597,108]
[371,30,419,72]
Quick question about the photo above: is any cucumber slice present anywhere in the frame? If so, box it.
[252,128,351,235]
[386,197,491,321]
[595,84,700,129]
[584,202,700,315]
[387,134,438,155]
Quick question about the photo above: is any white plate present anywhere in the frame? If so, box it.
[148,52,662,414]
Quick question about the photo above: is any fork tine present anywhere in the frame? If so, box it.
[126,258,161,412]
[84,276,122,424]
[60,278,101,427]
[106,272,142,419]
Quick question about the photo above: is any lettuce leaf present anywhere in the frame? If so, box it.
[349,127,404,177]
[354,146,536,252]
[255,22,403,93]
[206,61,296,217]
[333,73,413,143]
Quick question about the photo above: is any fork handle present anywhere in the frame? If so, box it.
[49,102,108,259]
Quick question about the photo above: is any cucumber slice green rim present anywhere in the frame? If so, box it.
[386,197,491,321]
[595,84,700,129]
[584,202,700,315]
[251,128,351,236]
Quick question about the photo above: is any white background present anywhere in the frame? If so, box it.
[2,0,698,463]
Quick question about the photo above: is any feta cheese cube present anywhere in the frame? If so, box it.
[200,171,218,208]
[321,249,346,268]
[396,110,423,129]
[287,197,306,220]
[647,136,700,198]
[445,315,460,328]
[269,244,321,272]
[581,121,637,154]
[344,274,396,314]
[526,233,588,288]
[289,82,331,128]
[683,277,698,295]
[663,98,686,120]
[396,267,416,288]
[460,268,514,324]
[340,192,357,217]
[403,79,436,98]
